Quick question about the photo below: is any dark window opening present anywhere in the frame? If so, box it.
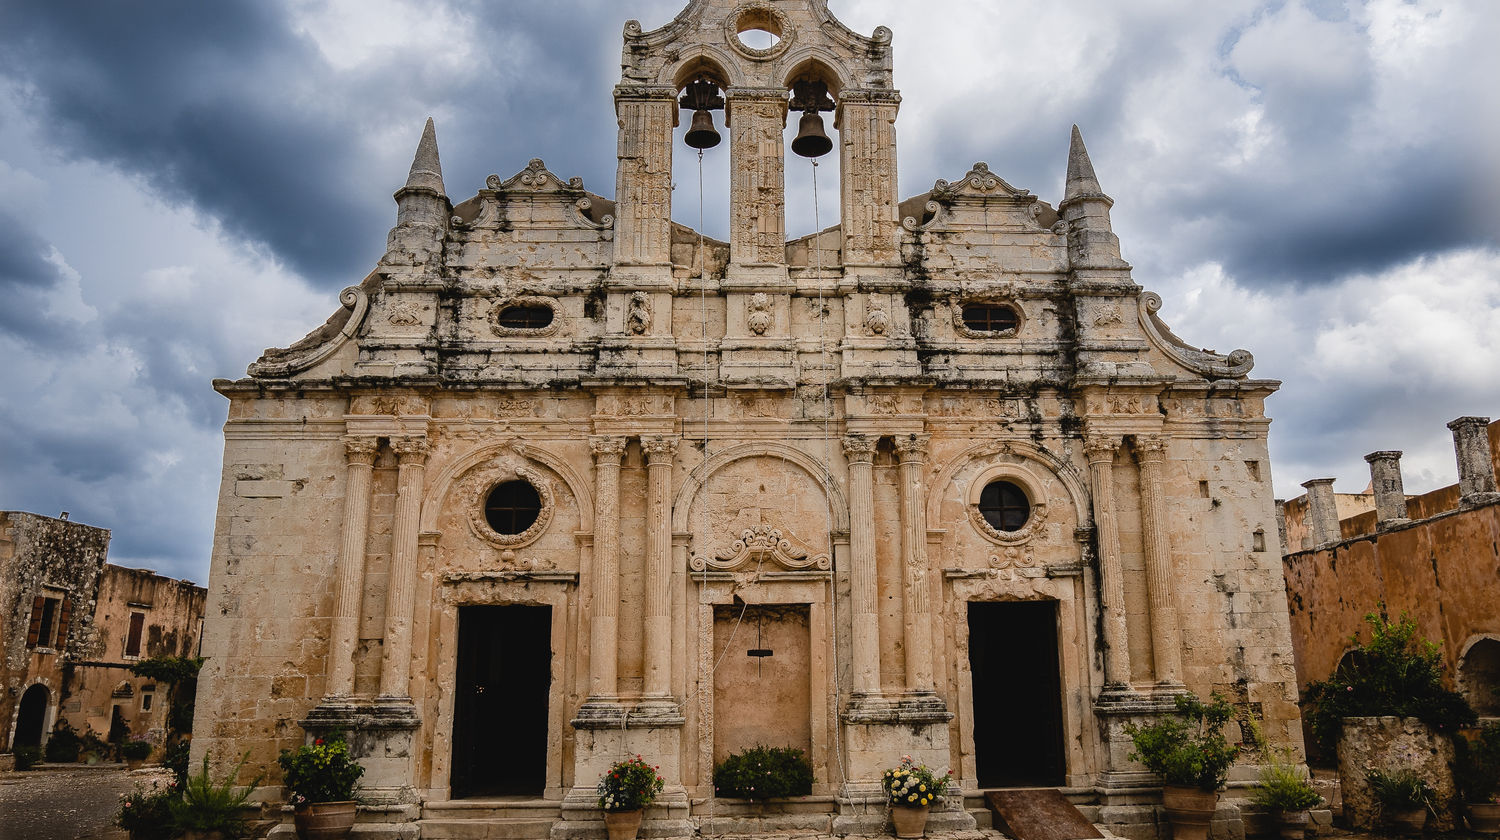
[979,480,1031,532]
[125,612,146,658]
[496,305,554,330]
[962,303,1020,333]
[142,693,153,711]
[27,596,62,649]
[485,480,543,535]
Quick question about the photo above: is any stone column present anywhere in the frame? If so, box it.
[1301,477,1340,548]
[327,435,379,698]
[641,435,678,703]
[378,436,428,701]
[587,436,628,700]
[611,86,675,271]
[1447,416,1500,505]
[1135,436,1182,685]
[1084,435,1131,687]
[894,434,934,694]
[727,89,788,268]
[837,91,902,269]
[1364,451,1410,528]
[843,434,881,697]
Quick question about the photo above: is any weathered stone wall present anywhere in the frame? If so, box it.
[1337,716,1457,830]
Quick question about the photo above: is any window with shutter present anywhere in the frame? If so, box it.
[54,597,72,649]
[26,596,44,647]
[125,612,146,658]
[35,598,58,650]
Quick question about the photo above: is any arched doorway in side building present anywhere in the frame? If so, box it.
[14,684,50,749]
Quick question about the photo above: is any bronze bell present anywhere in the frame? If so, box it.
[791,110,832,158]
[685,108,721,150]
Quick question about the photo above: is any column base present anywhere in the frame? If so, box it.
[300,697,420,806]
[629,697,686,727]
[571,699,628,730]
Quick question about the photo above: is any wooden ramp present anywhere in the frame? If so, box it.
[984,789,1104,840]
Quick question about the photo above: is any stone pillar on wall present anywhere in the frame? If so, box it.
[843,434,881,699]
[1447,416,1500,506]
[611,86,675,279]
[894,434,935,695]
[1135,436,1182,686]
[1301,477,1341,548]
[327,435,378,699]
[837,91,901,270]
[583,436,627,714]
[1364,451,1410,529]
[1084,435,1132,688]
[638,435,682,721]
[378,436,427,702]
[727,89,788,272]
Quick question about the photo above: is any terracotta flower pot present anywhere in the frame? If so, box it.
[891,804,931,838]
[1161,785,1219,840]
[294,800,358,840]
[1387,807,1427,835]
[1467,802,1500,834]
[604,808,644,840]
[1276,809,1311,840]
[127,758,145,771]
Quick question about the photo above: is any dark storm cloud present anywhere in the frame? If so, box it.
[0,209,75,344]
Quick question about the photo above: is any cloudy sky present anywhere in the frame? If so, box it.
[1,0,1497,583]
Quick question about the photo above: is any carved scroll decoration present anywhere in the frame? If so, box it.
[689,524,831,572]
[248,285,368,377]
[1138,291,1255,379]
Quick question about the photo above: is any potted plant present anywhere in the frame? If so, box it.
[1367,767,1433,834]
[1125,693,1241,840]
[881,755,953,838]
[1250,754,1323,840]
[712,745,814,801]
[278,733,364,840]
[1456,722,1500,832]
[170,752,261,840]
[597,755,665,840]
[116,779,178,840]
[122,738,154,770]
[14,746,42,770]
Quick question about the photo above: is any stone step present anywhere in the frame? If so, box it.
[418,817,558,840]
[422,799,563,822]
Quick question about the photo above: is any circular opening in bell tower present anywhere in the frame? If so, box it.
[485,480,543,535]
[733,8,783,51]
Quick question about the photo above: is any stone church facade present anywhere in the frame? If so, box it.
[195,1,1303,836]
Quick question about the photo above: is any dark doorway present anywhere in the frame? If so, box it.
[451,605,552,798]
[968,600,1065,787]
[15,684,49,747]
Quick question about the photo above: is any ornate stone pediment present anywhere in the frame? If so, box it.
[689,524,831,572]
[486,159,585,194]
[932,163,1032,201]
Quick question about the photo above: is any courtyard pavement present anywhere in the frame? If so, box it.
[0,764,170,840]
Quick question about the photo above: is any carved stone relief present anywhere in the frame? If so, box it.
[690,524,831,572]
[746,293,773,335]
[626,291,653,335]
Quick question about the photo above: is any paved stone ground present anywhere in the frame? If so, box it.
[0,764,169,840]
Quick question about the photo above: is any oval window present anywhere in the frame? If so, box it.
[495,305,554,330]
[978,480,1031,532]
[485,480,543,535]
[961,303,1019,333]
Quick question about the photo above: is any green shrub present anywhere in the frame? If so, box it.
[162,740,192,787]
[596,755,665,812]
[122,739,154,761]
[1456,722,1500,803]
[44,720,82,762]
[1366,768,1434,813]
[170,752,261,839]
[277,734,364,805]
[1250,754,1322,812]
[1302,609,1475,753]
[1125,693,1241,792]
[14,746,42,770]
[713,745,813,800]
[117,783,176,840]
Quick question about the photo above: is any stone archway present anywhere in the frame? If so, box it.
[1459,637,1500,717]
[14,684,49,748]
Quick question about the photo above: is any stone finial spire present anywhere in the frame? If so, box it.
[403,117,446,196]
[1064,124,1106,203]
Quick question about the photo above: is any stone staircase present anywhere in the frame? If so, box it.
[419,798,562,840]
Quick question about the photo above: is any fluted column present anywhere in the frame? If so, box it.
[843,434,881,697]
[727,89,788,268]
[327,435,379,697]
[611,87,675,270]
[588,436,627,699]
[1135,436,1182,685]
[1084,435,1131,687]
[641,435,678,700]
[378,436,428,700]
[894,434,934,693]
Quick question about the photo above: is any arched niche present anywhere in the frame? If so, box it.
[677,443,845,562]
[928,439,1092,546]
[1458,635,1500,717]
[667,47,742,91]
[429,446,586,574]
[420,441,593,534]
[780,51,850,99]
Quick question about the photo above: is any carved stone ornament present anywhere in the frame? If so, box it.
[931,162,1033,201]
[969,497,1050,547]
[746,292,773,335]
[723,3,795,60]
[489,296,562,338]
[865,305,889,335]
[1138,291,1254,379]
[626,291,653,335]
[952,296,1023,339]
[465,465,555,550]
[247,285,368,378]
[485,158,585,193]
[988,544,1037,570]
[386,299,422,326]
[690,524,830,572]
[842,434,877,462]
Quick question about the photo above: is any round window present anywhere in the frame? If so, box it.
[961,303,1019,333]
[978,480,1030,532]
[495,305,554,330]
[485,480,542,535]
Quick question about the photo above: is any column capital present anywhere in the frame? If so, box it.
[842,434,877,463]
[589,435,629,461]
[1447,415,1491,433]
[391,436,429,464]
[1135,435,1167,463]
[1083,435,1120,462]
[1364,450,1404,464]
[343,435,380,465]
[893,433,930,462]
[641,435,680,464]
